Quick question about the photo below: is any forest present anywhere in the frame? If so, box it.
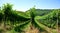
[0,3,60,33]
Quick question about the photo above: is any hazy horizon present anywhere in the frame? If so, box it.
[0,0,60,12]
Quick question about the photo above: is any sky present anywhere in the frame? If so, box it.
[0,0,60,12]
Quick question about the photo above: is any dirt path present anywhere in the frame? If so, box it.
[58,27,60,33]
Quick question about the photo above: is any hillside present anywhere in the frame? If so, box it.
[0,4,60,33]
[25,9,52,17]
